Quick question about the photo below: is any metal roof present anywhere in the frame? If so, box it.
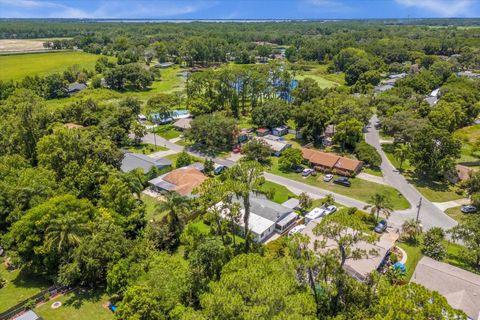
[120,152,171,173]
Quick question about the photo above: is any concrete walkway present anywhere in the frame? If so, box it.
[364,115,457,231]
[357,172,389,186]
[148,149,179,159]
[433,198,470,211]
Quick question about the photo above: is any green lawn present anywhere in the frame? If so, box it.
[35,289,112,320]
[454,124,480,165]
[141,194,168,221]
[397,241,423,281]
[444,240,480,275]
[126,143,167,155]
[259,180,296,204]
[382,144,464,202]
[268,158,410,210]
[363,166,383,177]
[0,259,51,312]
[295,64,345,88]
[154,124,182,140]
[283,133,305,149]
[445,206,468,223]
[126,66,185,101]
[0,51,103,82]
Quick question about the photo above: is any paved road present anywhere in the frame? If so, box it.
[364,115,457,231]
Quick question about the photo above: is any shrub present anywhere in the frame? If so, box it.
[355,141,381,167]
[422,227,446,260]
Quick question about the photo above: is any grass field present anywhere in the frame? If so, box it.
[296,64,345,88]
[35,289,112,320]
[126,66,186,101]
[154,124,182,140]
[397,241,423,281]
[268,158,410,210]
[126,143,168,155]
[259,180,296,204]
[454,124,480,164]
[0,259,50,312]
[0,51,103,82]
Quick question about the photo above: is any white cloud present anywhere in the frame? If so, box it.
[395,0,475,17]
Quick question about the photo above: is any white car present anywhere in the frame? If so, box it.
[301,168,314,177]
[323,205,337,215]
[323,174,334,182]
[288,224,306,236]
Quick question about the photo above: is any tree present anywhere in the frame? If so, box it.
[355,141,381,167]
[463,170,480,196]
[291,77,322,105]
[45,214,90,254]
[298,192,312,213]
[313,209,377,268]
[241,139,272,165]
[251,99,290,129]
[401,219,422,243]
[410,126,461,180]
[278,148,303,171]
[364,193,393,222]
[187,113,238,152]
[322,194,335,206]
[450,214,480,269]
[146,93,177,121]
[293,100,332,143]
[421,227,446,261]
[225,161,264,251]
[197,254,316,319]
[203,158,215,176]
[394,143,410,172]
[334,118,364,150]
[115,285,164,320]
[176,151,193,168]
[131,122,146,146]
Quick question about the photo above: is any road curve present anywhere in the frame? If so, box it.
[364,115,457,231]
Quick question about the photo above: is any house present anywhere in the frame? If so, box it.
[301,220,396,281]
[14,310,42,320]
[323,124,336,145]
[154,62,175,68]
[456,164,473,182]
[373,84,394,94]
[121,152,172,173]
[272,125,289,136]
[424,96,438,106]
[150,110,191,125]
[67,83,87,95]
[218,194,298,243]
[430,88,440,97]
[263,134,283,142]
[411,256,480,320]
[173,118,192,131]
[388,72,407,79]
[257,137,291,156]
[256,128,270,137]
[63,123,84,129]
[302,148,363,176]
[148,163,207,196]
[236,128,250,144]
[457,71,480,79]
[281,198,300,210]
[138,114,147,122]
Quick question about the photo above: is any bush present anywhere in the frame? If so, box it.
[176,151,193,168]
[355,141,381,167]
[422,227,446,260]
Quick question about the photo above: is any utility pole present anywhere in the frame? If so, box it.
[153,128,157,151]
[416,197,422,223]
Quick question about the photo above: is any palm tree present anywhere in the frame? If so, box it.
[225,161,264,251]
[394,143,410,172]
[364,193,393,223]
[155,192,190,224]
[45,214,90,254]
[402,218,423,243]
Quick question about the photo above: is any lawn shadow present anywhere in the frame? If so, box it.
[408,177,452,193]
[63,289,104,309]
[11,268,51,289]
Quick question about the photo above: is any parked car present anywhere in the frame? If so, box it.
[374,220,388,233]
[323,174,334,182]
[461,205,477,213]
[302,168,314,177]
[214,165,227,175]
[294,166,305,173]
[324,205,337,215]
[333,177,351,187]
[288,224,306,236]
[232,146,241,154]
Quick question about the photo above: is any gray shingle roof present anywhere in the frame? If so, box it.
[233,195,292,222]
[120,152,171,173]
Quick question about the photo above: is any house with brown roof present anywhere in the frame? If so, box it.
[148,163,207,197]
[302,148,363,176]
[172,118,192,131]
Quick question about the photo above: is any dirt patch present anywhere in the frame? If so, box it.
[0,39,49,53]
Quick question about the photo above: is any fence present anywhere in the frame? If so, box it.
[0,285,70,320]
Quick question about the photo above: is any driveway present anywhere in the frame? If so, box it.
[364,115,457,231]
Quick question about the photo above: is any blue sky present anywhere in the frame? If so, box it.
[0,0,478,19]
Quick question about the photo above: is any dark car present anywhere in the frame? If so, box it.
[214,165,227,175]
[461,205,477,213]
[333,177,351,187]
[294,166,305,173]
[374,220,388,233]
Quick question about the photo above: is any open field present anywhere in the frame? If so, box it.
[0,51,102,82]
[259,180,296,204]
[126,66,186,101]
[268,158,410,210]
[0,259,50,312]
[35,289,112,320]
[0,39,51,54]
[454,124,480,165]
[296,64,345,88]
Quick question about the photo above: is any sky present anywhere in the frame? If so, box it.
[0,0,479,20]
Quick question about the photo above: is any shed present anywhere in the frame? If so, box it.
[256,128,270,137]
[67,83,87,95]
[14,310,42,320]
[173,118,192,131]
[272,125,289,136]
